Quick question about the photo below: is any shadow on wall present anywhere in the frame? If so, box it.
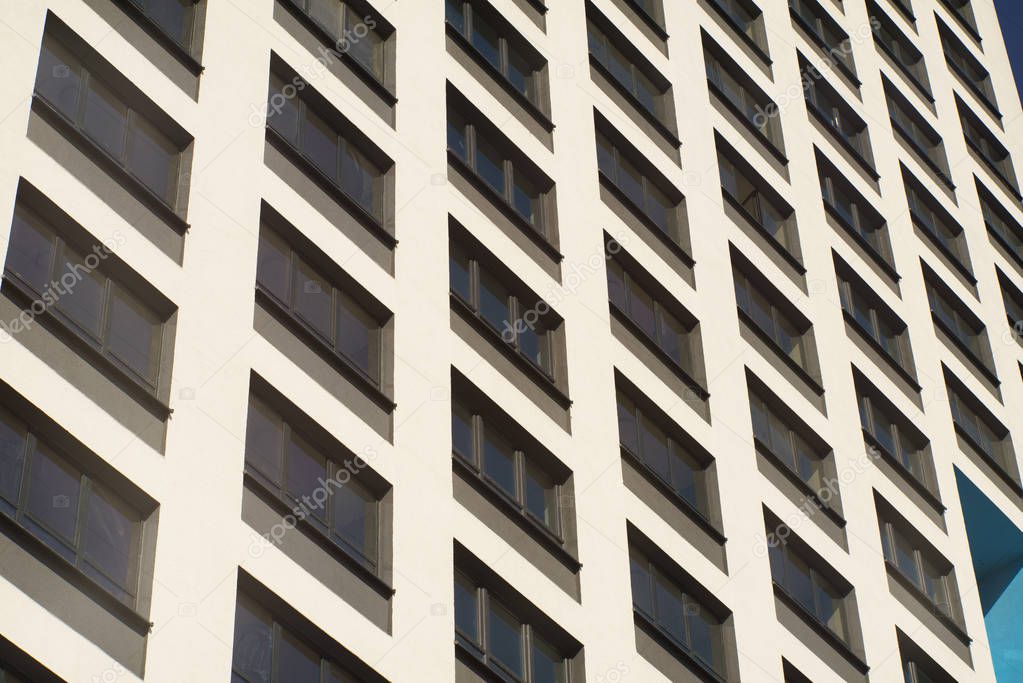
[956,469,1023,681]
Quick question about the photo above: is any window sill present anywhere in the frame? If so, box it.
[952,423,1023,497]
[243,471,394,598]
[930,314,1000,388]
[447,25,553,133]
[707,80,788,167]
[610,304,709,401]
[753,437,847,528]
[790,12,861,89]
[722,192,806,275]
[32,94,190,235]
[622,0,669,42]
[110,0,204,75]
[965,139,1023,203]
[861,430,946,514]
[255,287,396,412]
[634,609,727,683]
[842,310,922,393]
[910,212,977,286]
[884,561,970,644]
[266,127,397,248]
[452,455,582,571]
[0,509,152,634]
[278,0,397,105]
[822,202,901,283]
[450,293,572,409]
[889,120,955,192]
[806,104,879,181]
[876,41,934,104]
[946,60,1001,122]
[737,307,825,397]
[772,582,869,675]
[621,446,726,544]
[597,172,694,268]
[705,0,772,66]
[447,150,563,263]
[589,56,680,150]
[2,276,173,420]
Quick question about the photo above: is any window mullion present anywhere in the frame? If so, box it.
[271,622,281,683]
[73,476,91,570]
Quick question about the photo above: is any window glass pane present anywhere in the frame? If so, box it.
[634,72,660,118]
[524,460,557,531]
[617,393,639,455]
[452,403,474,463]
[0,409,27,509]
[36,41,81,120]
[340,142,379,217]
[750,397,771,445]
[512,171,541,226]
[278,628,321,683]
[454,573,479,644]
[286,433,328,523]
[482,427,516,499]
[630,551,653,615]
[476,137,506,196]
[450,246,472,304]
[532,634,566,683]
[231,598,273,683]
[471,13,501,71]
[331,477,376,564]
[607,259,627,312]
[658,308,688,367]
[82,79,128,159]
[619,158,645,212]
[922,559,950,614]
[107,285,160,382]
[6,208,55,293]
[507,49,533,99]
[640,415,670,482]
[670,443,702,512]
[479,270,510,334]
[57,244,106,338]
[873,408,897,455]
[785,552,816,616]
[607,45,633,93]
[245,398,284,485]
[629,283,657,340]
[687,599,720,671]
[257,229,291,304]
[82,485,139,597]
[302,107,339,181]
[293,258,332,341]
[268,75,300,144]
[336,292,378,380]
[446,0,466,33]
[776,314,804,366]
[517,319,550,372]
[815,578,846,639]
[487,601,524,677]
[447,114,468,162]
[892,528,920,584]
[654,571,686,643]
[128,117,179,204]
[307,0,342,37]
[25,443,80,553]
[748,288,775,340]
[596,135,615,179]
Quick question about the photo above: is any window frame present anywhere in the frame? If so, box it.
[287,0,390,85]
[924,272,995,378]
[858,391,936,496]
[883,80,952,187]
[837,272,912,373]
[903,168,971,276]
[704,42,785,156]
[957,96,1020,199]
[939,21,997,116]
[818,157,896,272]
[868,1,932,100]
[749,389,832,505]
[706,0,770,59]
[800,58,875,173]
[586,15,671,127]
[879,519,959,622]
[717,144,799,260]
[733,269,812,374]
[769,537,852,645]
[788,0,857,81]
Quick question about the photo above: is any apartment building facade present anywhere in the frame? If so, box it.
[0,0,1021,681]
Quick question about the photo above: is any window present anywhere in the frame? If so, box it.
[451,399,564,538]
[977,178,1023,261]
[946,377,1017,481]
[924,271,994,374]
[939,22,997,114]
[749,390,828,498]
[256,225,384,385]
[448,103,551,234]
[290,0,387,80]
[596,127,684,243]
[879,513,960,620]
[856,379,935,496]
[905,661,940,683]
[244,395,380,572]
[629,546,726,676]
[34,37,186,207]
[4,204,168,392]
[450,242,557,377]
[884,80,951,185]
[0,664,28,683]
[704,42,784,152]
[267,73,386,221]
[625,0,665,30]
[706,0,769,55]
[997,271,1023,340]
[607,257,698,374]
[801,57,874,168]
[126,0,197,50]
[232,592,366,683]
[958,96,1020,197]
[616,389,710,517]
[447,0,544,107]
[789,0,856,78]
[455,572,569,683]
[587,17,671,124]
[734,268,812,370]
[940,0,979,39]
[903,168,970,270]
[869,1,931,96]
[0,406,144,608]
[769,535,850,642]
[717,143,798,256]
[818,155,894,267]
[837,266,911,372]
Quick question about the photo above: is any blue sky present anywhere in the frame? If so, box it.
[994,0,1023,103]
